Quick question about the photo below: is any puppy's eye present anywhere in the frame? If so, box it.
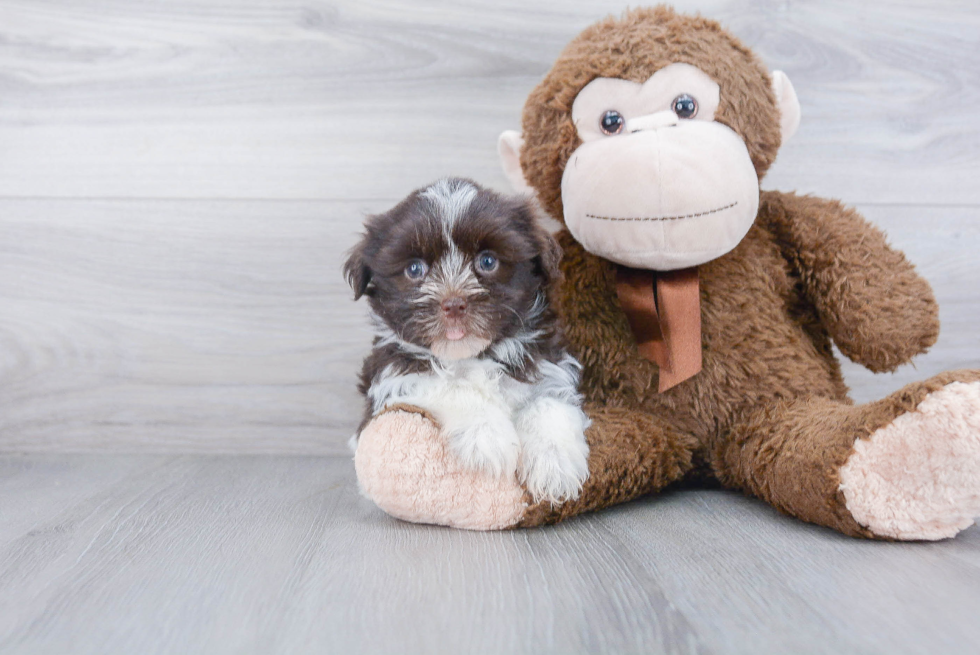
[475,251,498,274]
[404,259,428,281]
[671,94,698,119]
[599,110,625,135]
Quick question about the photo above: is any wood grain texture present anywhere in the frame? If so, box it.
[0,0,978,453]
[1,2,979,652]
[0,199,377,453]
[0,454,978,654]
[0,0,978,204]
[0,199,975,452]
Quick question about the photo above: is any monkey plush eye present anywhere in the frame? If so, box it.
[475,251,499,274]
[671,94,698,119]
[404,259,428,280]
[599,110,625,135]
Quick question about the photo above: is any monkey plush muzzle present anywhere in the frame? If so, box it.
[560,118,759,271]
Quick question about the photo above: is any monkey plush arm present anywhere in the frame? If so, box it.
[761,190,939,372]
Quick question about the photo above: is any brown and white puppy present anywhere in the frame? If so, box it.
[344,178,590,504]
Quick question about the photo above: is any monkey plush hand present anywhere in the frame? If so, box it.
[353,6,980,539]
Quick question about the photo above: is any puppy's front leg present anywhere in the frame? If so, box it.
[516,397,590,504]
[434,392,520,480]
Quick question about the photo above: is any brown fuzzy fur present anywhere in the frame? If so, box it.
[520,6,782,224]
[516,191,971,536]
[509,7,973,537]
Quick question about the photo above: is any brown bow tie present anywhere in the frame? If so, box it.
[615,266,702,392]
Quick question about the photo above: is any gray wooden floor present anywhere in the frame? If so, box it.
[1,0,980,653]
[1,454,979,655]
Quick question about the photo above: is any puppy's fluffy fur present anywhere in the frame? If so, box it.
[345,178,590,504]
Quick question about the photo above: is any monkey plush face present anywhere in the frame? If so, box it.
[561,62,760,269]
[499,6,801,270]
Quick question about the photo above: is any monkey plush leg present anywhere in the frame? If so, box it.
[517,405,697,526]
[353,404,696,530]
[716,371,980,540]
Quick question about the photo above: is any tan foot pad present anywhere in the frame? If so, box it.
[354,410,528,530]
[840,381,980,540]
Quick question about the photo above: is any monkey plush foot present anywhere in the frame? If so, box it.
[839,381,980,540]
[354,408,528,530]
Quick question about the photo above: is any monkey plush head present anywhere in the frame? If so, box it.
[499,5,801,270]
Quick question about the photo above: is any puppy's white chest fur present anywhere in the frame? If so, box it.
[370,358,529,417]
[367,355,591,504]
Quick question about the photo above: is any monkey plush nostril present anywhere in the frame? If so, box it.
[627,110,680,133]
[441,297,467,318]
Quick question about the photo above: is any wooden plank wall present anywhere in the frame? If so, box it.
[1,0,978,453]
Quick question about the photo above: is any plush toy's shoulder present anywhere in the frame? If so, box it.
[551,230,656,404]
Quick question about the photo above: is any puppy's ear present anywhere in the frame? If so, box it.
[531,219,563,286]
[343,238,372,300]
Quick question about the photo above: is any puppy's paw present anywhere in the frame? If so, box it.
[516,399,590,505]
[446,416,520,480]
[518,438,589,505]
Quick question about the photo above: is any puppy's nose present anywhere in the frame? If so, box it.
[441,297,467,318]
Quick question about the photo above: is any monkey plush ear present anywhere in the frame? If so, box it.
[343,240,372,300]
[771,70,801,143]
[498,130,536,196]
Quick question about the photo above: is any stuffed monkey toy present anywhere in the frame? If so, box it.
[353,6,980,539]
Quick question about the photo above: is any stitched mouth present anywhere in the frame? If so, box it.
[585,201,738,222]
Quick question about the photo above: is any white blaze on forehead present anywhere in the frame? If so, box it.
[414,178,490,355]
[416,178,485,302]
[421,178,478,240]
[439,249,476,289]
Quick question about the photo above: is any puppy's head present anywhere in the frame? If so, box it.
[344,178,561,360]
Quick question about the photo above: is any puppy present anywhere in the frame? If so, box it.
[344,177,590,504]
